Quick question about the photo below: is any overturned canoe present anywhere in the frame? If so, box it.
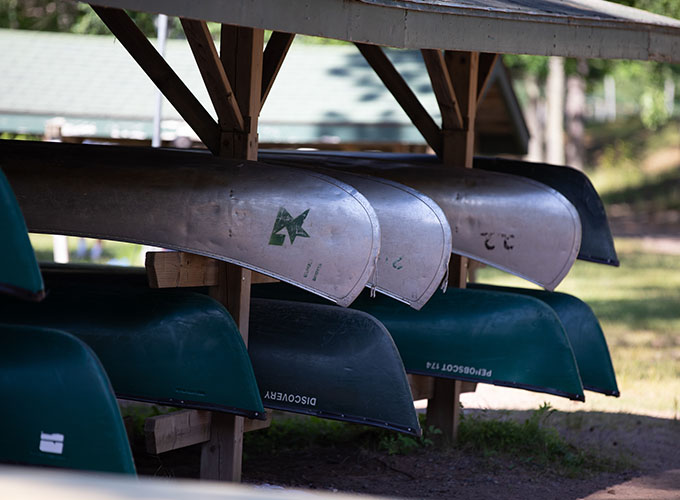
[252,283,585,401]
[474,158,618,266]
[0,285,265,418]
[0,324,135,474]
[261,153,451,309]
[257,151,581,290]
[249,298,421,435]
[0,169,44,301]
[278,151,617,266]
[471,284,619,397]
[1,139,381,307]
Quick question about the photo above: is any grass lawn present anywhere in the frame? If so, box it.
[477,238,680,418]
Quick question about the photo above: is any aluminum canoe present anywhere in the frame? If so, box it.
[258,150,581,290]
[0,169,44,301]
[0,139,381,307]
[249,298,421,435]
[471,284,619,397]
[0,324,135,474]
[260,152,452,309]
[287,151,617,266]
[251,282,585,401]
[0,283,265,419]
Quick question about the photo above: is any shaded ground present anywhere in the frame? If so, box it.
[132,409,680,500]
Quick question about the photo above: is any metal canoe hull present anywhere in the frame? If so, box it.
[0,140,381,307]
[0,284,265,418]
[0,324,135,474]
[258,151,581,290]
[471,284,619,397]
[249,298,421,435]
[290,151,617,266]
[0,169,44,301]
[260,152,452,309]
[251,282,586,401]
[474,157,618,266]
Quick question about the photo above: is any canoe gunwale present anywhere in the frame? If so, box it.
[116,394,266,420]
[0,283,46,302]
[262,402,421,436]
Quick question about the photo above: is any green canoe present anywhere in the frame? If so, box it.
[0,286,265,419]
[252,283,586,401]
[0,324,135,474]
[39,266,420,434]
[0,169,44,301]
[470,284,619,397]
[249,298,421,435]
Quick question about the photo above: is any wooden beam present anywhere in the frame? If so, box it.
[426,51,480,443]
[145,409,211,455]
[181,18,245,131]
[477,53,499,101]
[421,49,463,130]
[261,32,295,107]
[145,410,272,455]
[356,43,442,156]
[145,251,277,288]
[91,6,220,154]
[442,50,480,167]
[219,25,264,160]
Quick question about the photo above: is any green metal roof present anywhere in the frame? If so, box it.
[0,28,527,152]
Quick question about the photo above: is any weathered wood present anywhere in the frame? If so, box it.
[421,49,463,130]
[146,251,278,288]
[261,32,295,106]
[145,410,272,455]
[219,25,264,160]
[146,251,220,288]
[199,26,264,482]
[408,374,434,400]
[425,51,480,442]
[477,53,499,100]
[91,6,220,154]
[145,409,211,455]
[181,18,244,131]
[356,43,442,156]
[442,50,479,167]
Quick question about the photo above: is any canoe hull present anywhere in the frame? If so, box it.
[249,299,421,435]
[0,324,135,474]
[1,140,381,307]
[0,169,44,301]
[261,153,452,309]
[471,284,619,396]
[0,285,265,418]
[251,282,585,401]
[257,151,581,290]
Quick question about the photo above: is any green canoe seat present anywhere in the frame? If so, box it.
[252,283,585,401]
[470,284,619,397]
[0,324,135,474]
[249,299,421,436]
[0,169,44,301]
[0,286,264,419]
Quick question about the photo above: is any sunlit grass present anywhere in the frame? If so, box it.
[28,234,147,267]
[476,238,680,417]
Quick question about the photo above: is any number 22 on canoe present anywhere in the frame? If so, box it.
[0,140,381,307]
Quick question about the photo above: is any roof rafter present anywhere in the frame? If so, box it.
[91,5,220,154]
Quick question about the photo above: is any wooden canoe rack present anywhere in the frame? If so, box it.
[90,5,494,480]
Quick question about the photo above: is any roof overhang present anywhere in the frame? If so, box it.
[87,0,680,62]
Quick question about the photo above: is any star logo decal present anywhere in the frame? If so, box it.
[269,207,310,246]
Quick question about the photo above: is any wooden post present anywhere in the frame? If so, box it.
[190,24,263,482]
[425,50,480,443]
